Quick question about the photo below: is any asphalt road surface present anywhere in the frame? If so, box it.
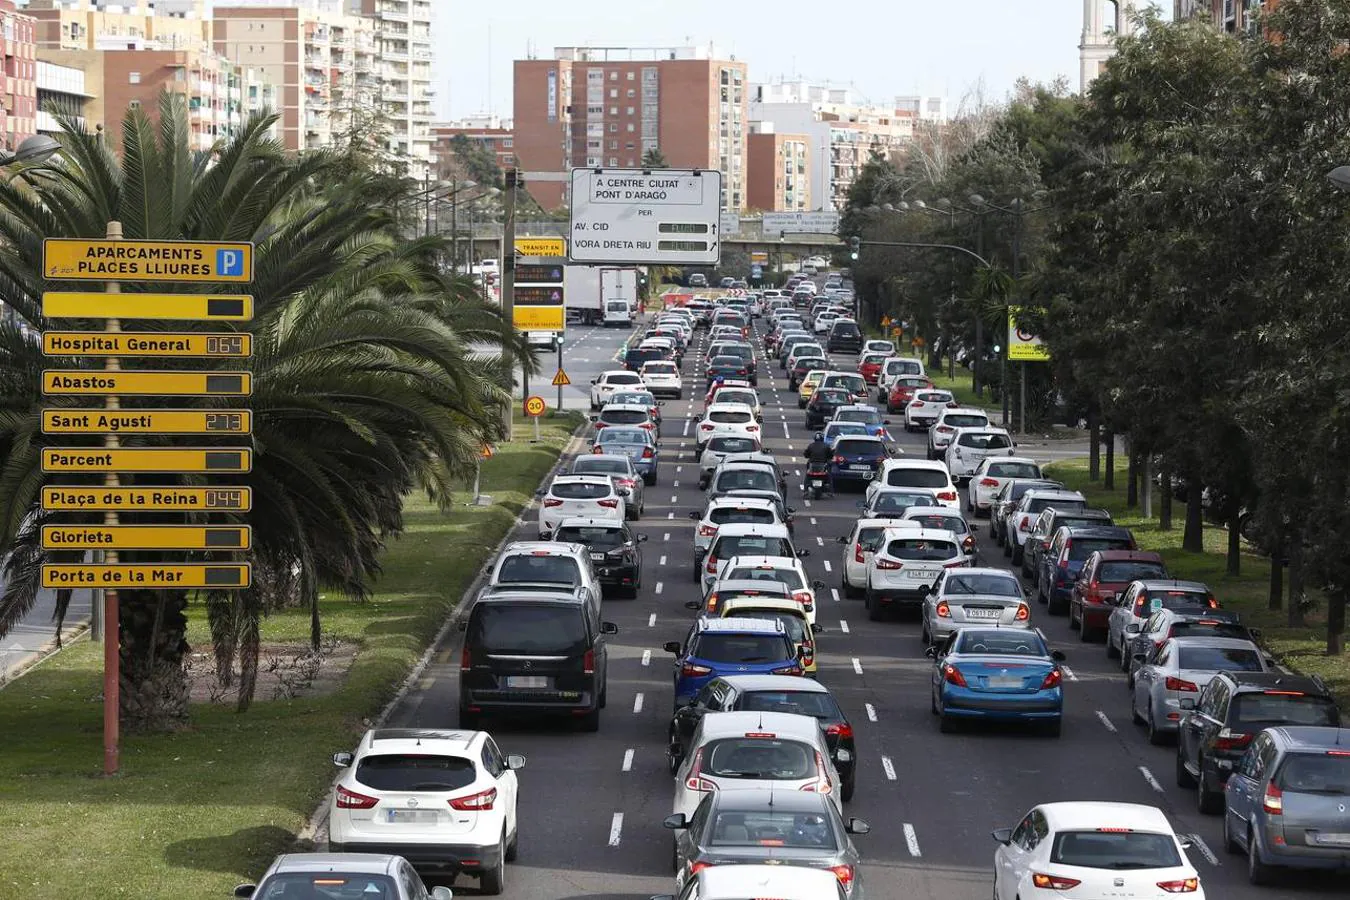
[362,299,1345,899]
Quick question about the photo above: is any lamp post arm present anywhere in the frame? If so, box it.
[858,239,992,269]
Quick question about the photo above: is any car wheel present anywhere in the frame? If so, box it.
[1247,828,1275,885]
[1176,748,1198,788]
[865,587,883,621]
[1197,762,1223,814]
[480,832,507,895]
[1147,708,1168,746]
[599,681,608,709]
[1130,691,1145,725]
[1069,604,1081,630]
[506,820,520,862]
[691,563,702,583]
[1106,633,1120,659]
[1119,642,1132,672]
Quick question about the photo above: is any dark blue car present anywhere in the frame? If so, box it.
[663,617,803,711]
[829,435,890,487]
[927,626,1066,736]
[1036,525,1136,614]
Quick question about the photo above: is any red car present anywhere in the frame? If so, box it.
[1069,550,1169,640]
[886,376,933,412]
[857,353,890,384]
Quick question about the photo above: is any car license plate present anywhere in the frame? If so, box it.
[850,464,871,471]
[386,809,438,824]
[1314,833,1350,846]
[907,569,934,579]
[590,552,605,561]
[989,676,1023,688]
[506,676,549,689]
[965,608,1002,620]
[810,479,824,487]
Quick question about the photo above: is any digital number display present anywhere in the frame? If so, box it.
[658,240,709,252]
[204,413,245,432]
[658,223,710,234]
[204,490,247,510]
[206,336,246,356]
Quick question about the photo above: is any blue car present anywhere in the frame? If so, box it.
[822,422,869,446]
[1035,525,1136,614]
[927,626,1066,736]
[829,435,890,487]
[830,404,893,440]
[663,617,804,710]
[592,426,659,485]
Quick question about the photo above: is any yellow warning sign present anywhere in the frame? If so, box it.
[41,564,251,589]
[551,368,571,387]
[41,525,252,551]
[41,486,252,512]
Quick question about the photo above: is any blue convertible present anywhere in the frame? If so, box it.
[927,626,1066,736]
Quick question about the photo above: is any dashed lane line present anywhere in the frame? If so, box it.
[865,703,878,722]
[663,532,670,542]
[633,692,645,714]
[1187,834,1220,867]
[831,588,840,603]
[839,620,850,634]
[622,749,634,772]
[659,555,668,566]
[1095,710,1117,733]
[904,823,922,857]
[608,812,624,847]
[822,560,832,573]
[881,756,897,781]
[816,536,824,546]
[641,649,651,667]
[648,613,657,627]
[852,657,863,675]
[1062,665,1078,682]
[655,582,664,595]
[1138,766,1165,794]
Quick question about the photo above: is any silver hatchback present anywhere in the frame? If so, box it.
[921,567,1030,646]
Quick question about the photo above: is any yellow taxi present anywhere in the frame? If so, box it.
[797,369,828,409]
[717,597,819,676]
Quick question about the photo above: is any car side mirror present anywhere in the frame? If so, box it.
[991,827,1013,845]
[506,754,527,770]
[332,752,353,768]
[1125,623,1142,634]
[233,886,257,899]
[1051,650,1066,662]
[663,813,689,830]
[601,622,619,635]
[811,623,824,634]
[924,646,938,659]
[687,511,700,519]
[1178,837,1193,850]
[684,600,701,611]
[796,549,811,558]
[588,415,598,422]
[811,579,826,590]
[637,533,650,543]
[457,620,468,632]
[590,378,598,384]
[845,817,871,835]
[1179,697,1197,711]
[836,535,849,544]
[428,889,454,900]
[664,641,682,654]
[1264,657,1276,668]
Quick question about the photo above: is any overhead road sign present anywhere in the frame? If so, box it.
[513,307,565,331]
[42,331,252,358]
[41,447,252,473]
[43,292,253,321]
[515,237,566,257]
[41,371,251,396]
[1008,305,1051,362]
[42,564,251,589]
[42,524,252,551]
[761,211,841,237]
[41,409,252,435]
[41,486,252,512]
[43,239,253,283]
[569,168,723,266]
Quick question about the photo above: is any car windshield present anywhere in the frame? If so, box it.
[986,461,1041,479]
[944,414,989,428]
[709,436,759,454]
[1069,538,1132,560]
[955,631,1049,656]
[1049,831,1182,870]
[257,874,400,900]
[354,753,477,792]
[573,458,630,476]
[1277,754,1350,795]
[692,634,792,664]
[708,810,839,848]
[702,737,816,780]
[715,471,777,493]
[553,525,625,549]
[1027,497,1085,514]
[944,574,1021,597]
[709,410,753,424]
[602,409,648,425]
[551,481,613,500]
[1177,645,1263,671]
[1099,561,1168,582]
[834,439,885,457]
[714,535,793,558]
[727,567,805,591]
[470,603,588,654]
[885,538,958,560]
[836,409,881,424]
[710,507,777,526]
[813,390,850,404]
[907,514,968,534]
[610,392,655,406]
[718,391,757,406]
[958,433,1011,449]
[886,469,949,489]
[495,554,580,585]
[874,492,936,513]
[1232,693,1341,728]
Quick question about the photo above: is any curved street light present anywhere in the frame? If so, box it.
[1327,166,1350,193]
[0,134,61,166]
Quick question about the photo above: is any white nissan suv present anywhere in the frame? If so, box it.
[329,728,526,895]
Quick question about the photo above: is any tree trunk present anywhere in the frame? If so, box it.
[1328,591,1346,656]
[1126,450,1139,508]
[206,590,237,687]
[1226,510,1241,576]
[1288,541,1306,628]
[1183,477,1204,553]
[1159,469,1173,530]
[1088,409,1101,482]
[1268,543,1284,611]
[236,591,262,713]
[1141,457,1153,519]
[1104,432,1116,490]
[118,589,191,733]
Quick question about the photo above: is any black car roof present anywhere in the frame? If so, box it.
[1221,671,1333,696]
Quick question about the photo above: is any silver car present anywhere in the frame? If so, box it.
[235,853,454,900]
[1130,636,1270,744]
[921,567,1030,646]
[571,453,645,519]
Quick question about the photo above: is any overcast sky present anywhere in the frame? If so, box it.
[433,1,1168,120]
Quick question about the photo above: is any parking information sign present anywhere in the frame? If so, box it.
[568,168,722,266]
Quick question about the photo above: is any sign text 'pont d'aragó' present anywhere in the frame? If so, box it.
[43,240,253,283]
[41,486,252,512]
[41,447,251,474]
[41,409,251,435]
[42,331,252,357]
[42,293,253,321]
[41,564,252,589]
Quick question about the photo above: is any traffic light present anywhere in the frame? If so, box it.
[849,236,860,261]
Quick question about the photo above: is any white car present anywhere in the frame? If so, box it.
[785,342,826,370]
[876,356,927,399]
[639,360,683,398]
[966,456,1043,515]
[992,802,1206,900]
[944,426,1017,481]
[697,434,763,487]
[837,517,919,598]
[861,339,895,358]
[589,369,645,410]
[707,385,762,420]
[903,389,955,431]
[927,408,993,459]
[863,527,965,620]
[690,496,785,561]
[329,728,524,896]
[866,459,961,509]
[698,523,799,594]
[670,711,842,820]
[813,311,840,334]
[537,474,624,537]
[1006,489,1088,566]
[695,402,760,452]
[712,554,823,625]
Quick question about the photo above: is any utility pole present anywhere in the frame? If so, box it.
[500,168,519,441]
[1006,202,1020,431]
[973,215,985,398]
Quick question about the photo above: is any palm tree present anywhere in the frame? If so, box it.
[0,95,527,727]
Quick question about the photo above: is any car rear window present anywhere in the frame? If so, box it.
[958,433,1011,450]
[713,535,793,559]
[886,468,950,488]
[709,410,752,424]
[710,507,777,526]
[740,690,842,720]
[1099,561,1168,582]
[609,373,643,385]
[1142,590,1213,613]
[573,458,628,476]
[986,461,1041,479]
[889,360,924,375]
[1276,754,1350,795]
[916,392,950,402]
[944,414,990,428]
[1027,497,1086,514]
[717,391,757,407]
[258,875,399,900]
[727,567,805,591]
[1068,538,1133,560]
[644,362,677,374]
[701,737,816,779]
[944,573,1020,597]
[551,481,613,500]
[830,322,861,338]
[873,492,935,514]
[1049,831,1182,870]
[470,603,588,654]
[710,356,746,369]
[597,429,648,445]
[495,554,581,585]
[955,631,1048,655]
[732,611,807,642]
[354,754,477,792]
[691,634,794,664]
[709,809,837,848]
[1055,515,1112,530]
[907,514,968,534]
[836,409,880,424]
[626,349,663,363]
[1169,622,1249,640]
[834,439,885,457]
[602,409,648,425]
[553,525,625,548]
[1178,646,1262,671]
[824,375,866,393]
[1232,693,1340,728]
[714,470,777,494]
[885,538,959,560]
[813,389,850,404]
[709,436,759,454]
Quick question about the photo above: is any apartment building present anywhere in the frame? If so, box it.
[27,0,212,52]
[513,45,749,210]
[35,56,97,134]
[1204,0,1273,32]
[348,0,433,175]
[745,125,810,212]
[895,95,950,123]
[431,115,514,181]
[1,0,37,149]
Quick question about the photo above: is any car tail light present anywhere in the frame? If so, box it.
[874,557,902,570]
[1214,728,1252,751]
[598,498,619,509]
[962,535,975,551]
[542,498,563,507]
[980,478,999,487]
[833,454,845,465]
[854,543,866,563]
[638,422,654,430]
[1032,873,1081,890]
[1041,668,1063,689]
[937,491,957,501]
[800,750,833,794]
[912,400,925,408]
[460,646,472,671]
[681,661,713,678]
[746,425,759,432]
[937,425,953,433]
[700,423,715,430]
[593,421,609,429]
[792,590,814,611]
[616,477,636,489]
[335,785,379,809]
[1157,878,1199,894]
[936,600,951,618]
[771,663,803,675]
[642,447,655,459]
[1262,781,1283,814]
[685,748,717,792]
[1015,604,1030,621]
[829,865,855,891]
[943,663,967,686]
[826,722,854,740]
[449,786,497,811]
[706,555,718,573]
[699,523,718,536]
[582,649,596,675]
[688,861,712,877]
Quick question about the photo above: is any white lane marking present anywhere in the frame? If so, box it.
[673,480,679,488]
[608,812,624,846]
[810,517,817,525]
[822,560,832,573]
[655,582,664,595]
[641,649,652,667]
[787,444,794,450]
[676,465,683,473]
[904,823,922,857]
[1062,665,1078,682]
[865,703,878,722]
[659,555,668,566]
[663,532,670,542]
[682,418,691,437]
[852,657,863,675]
[881,756,897,780]
[1138,766,1165,794]
[839,620,850,634]
[815,536,824,547]
[633,692,645,714]
[783,422,791,439]
[648,613,657,627]
[669,495,678,503]
[803,498,811,508]
[795,470,802,478]
[622,749,635,772]
[667,511,674,519]
[831,588,840,603]
[1187,834,1219,867]
[1095,710,1117,733]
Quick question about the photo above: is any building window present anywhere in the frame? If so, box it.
[129,72,141,84]
[625,142,635,150]
[626,106,634,115]
[608,157,618,166]
[609,106,618,114]
[609,140,618,149]
[609,88,617,98]
[626,88,635,98]
[609,123,618,132]
[627,123,635,132]
[503,138,512,147]
[609,70,618,80]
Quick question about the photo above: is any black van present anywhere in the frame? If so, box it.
[827,318,863,353]
[458,592,617,732]
[623,346,669,371]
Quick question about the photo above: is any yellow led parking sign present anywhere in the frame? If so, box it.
[43,239,253,283]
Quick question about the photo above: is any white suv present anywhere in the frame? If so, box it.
[863,527,965,620]
[639,360,683,398]
[944,426,1016,482]
[865,459,960,509]
[926,407,992,459]
[537,474,624,537]
[329,728,525,895]
[589,369,645,410]
[695,403,760,453]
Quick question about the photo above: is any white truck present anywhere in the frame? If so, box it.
[564,265,638,326]
[601,267,638,328]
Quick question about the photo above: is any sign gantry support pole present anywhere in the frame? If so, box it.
[501,169,518,443]
[102,219,122,777]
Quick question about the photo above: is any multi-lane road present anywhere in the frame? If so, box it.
[353,303,1343,899]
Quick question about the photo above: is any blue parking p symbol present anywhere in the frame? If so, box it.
[216,248,244,278]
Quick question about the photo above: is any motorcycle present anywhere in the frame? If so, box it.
[804,463,832,500]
